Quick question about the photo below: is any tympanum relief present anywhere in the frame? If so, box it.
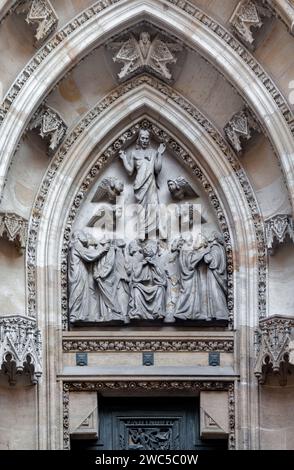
[69,129,229,325]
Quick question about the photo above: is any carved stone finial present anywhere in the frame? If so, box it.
[0,315,42,385]
[167,177,199,200]
[224,109,258,154]
[0,212,28,254]
[15,0,58,46]
[255,316,294,385]
[109,31,182,82]
[229,0,270,46]
[91,177,124,203]
[265,214,294,254]
[29,105,67,155]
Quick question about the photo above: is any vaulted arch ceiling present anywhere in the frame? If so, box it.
[0,0,293,207]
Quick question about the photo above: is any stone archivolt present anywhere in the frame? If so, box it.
[255,316,294,385]
[0,315,42,385]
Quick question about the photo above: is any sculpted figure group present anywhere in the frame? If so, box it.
[69,231,229,323]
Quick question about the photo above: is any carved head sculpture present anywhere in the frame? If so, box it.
[170,236,184,252]
[128,239,142,256]
[208,231,223,245]
[194,233,208,250]
[137,129,150,149]
[143,239,158,259]
[140,32,151,45]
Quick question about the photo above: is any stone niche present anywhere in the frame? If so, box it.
[67,127,230,327]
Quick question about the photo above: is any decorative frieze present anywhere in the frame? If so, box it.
[229,1,271,47]
[224,109,259,154]
[62,338,234,353]
[15,0,58,46]
[265,214,294,254]
[109,31,182,81]
[255,316,294,385]
[0,212,28,253]
[29,105,67,155]
[0,315,42,385]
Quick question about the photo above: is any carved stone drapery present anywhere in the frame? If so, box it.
[265,214,294,253]
[0,315,42,385]
[29,105,67,155]
[254,316,294,385]
[0,212,28,254]
[109,31,182,82]
[224,109,259,154]
[15,0,58,46]
[229,1,271,46]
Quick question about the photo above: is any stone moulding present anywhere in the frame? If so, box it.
[264,0,294,35]
[264,214,294,253]
[15,0,58,46]
[0,211,28,254]
[62,338,234,352]
[63,381,235,450]
[254,315,294,385]
[0,315,42,385]
[28,104,67,155]
[26,75,266,328]
[0,0,293,211]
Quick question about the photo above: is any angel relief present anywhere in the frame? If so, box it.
[109,31,182,81]
[68,128,229,325]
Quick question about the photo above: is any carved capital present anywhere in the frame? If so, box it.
[265,214,294,253]
[15,0,58,46]
[0,315,42,385]
[0,212,28,254]
[229,0,271,46]
[224,109,259,154]
[255,316,294,385]
[29,105,67,155]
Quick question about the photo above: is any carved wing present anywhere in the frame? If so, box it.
[113,36,142,79]
[148,38,176,79]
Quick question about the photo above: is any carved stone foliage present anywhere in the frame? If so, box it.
[255,316,294,385]
[29,105,67,155]
[15,0,58,46]
[224,109,259,154]
[265,214,294,253]
[229,1,270,46]
[0,315,42,385]
[0,212,28,254]
[62,338,234,352]
[109,31,182,81]
[63,381,235,450]
[91,177,124,203]
[27,76,266,328]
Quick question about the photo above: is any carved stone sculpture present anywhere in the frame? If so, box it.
[128,240,167,320]
[255,316,294,385]
[224,109,259,153]
[0,212,28,254]
[68,230,229,324]
[265,214,294,254]
[109,31,182,81]
[167,177,199,200]
[68,231,109,322]
[119,129,166,238]
[229,1,263,45]
[0,315,42,385]
[29,105,67,155]
[15,0,58,46]
[91,177,124,203]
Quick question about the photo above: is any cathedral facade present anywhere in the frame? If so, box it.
[0,0,294,450]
